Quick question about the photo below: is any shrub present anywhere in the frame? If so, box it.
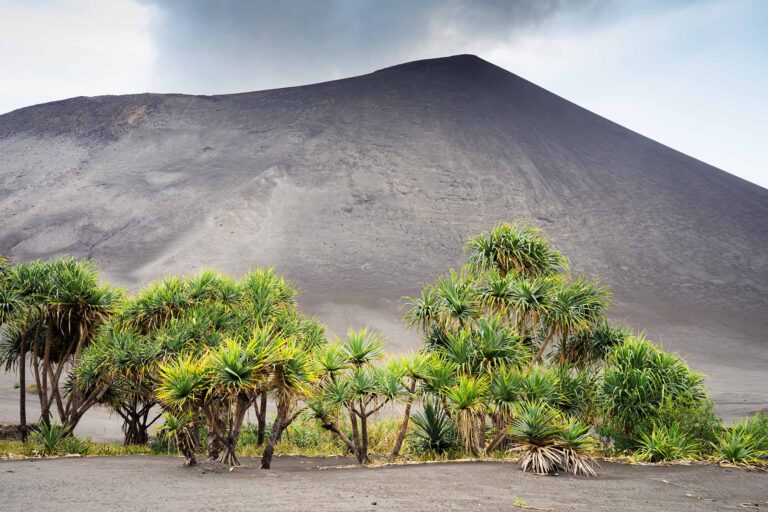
[508,400,564,475]
[30,422,69,456]
[239,421,272,447]
[743,412,768,452]
[712,420,767,466]
[563,319,630,366]
[635,424,699,462]
[58,436,92,455]
[554,365,597,420]
[508,401,598,476]
[408,399,458,455]
[599,338,707,442]
[519,366,560,405]
[558,417,597,476]
[283,421,325,449]
[645,397,720,447]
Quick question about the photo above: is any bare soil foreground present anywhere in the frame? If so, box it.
[1,456,766,511]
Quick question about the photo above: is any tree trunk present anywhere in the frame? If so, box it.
[121,407,152,445]
[19,340,27,442]
[180,435,197,467]
[532,329,556,365]
[216,397,249,466]
[39,319,54,426]
[260,400,302,469]
[260,415,284,469]
[359,404,370,464]
[486,429,507,453]
[206,414,224,460]
[560,328,570,363]
[478,414,486,452]
[349,406,362,463]
[319,419,355,453]
[389,379,416,462]
[218,436,240,466]
[256,391,268,446]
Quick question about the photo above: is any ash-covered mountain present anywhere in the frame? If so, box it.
[1,55,766,414]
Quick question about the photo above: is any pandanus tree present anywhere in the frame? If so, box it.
[307,343,355,450]
[388,352,432,462]
[84,268,299,450]
[239,268,297,446]
[204,335,274,466]
[0,258,123,431]
[533,277,610,364]
[443,375,489,456]
[0,258,30,439]
[599,337,707,439]
[465,223,568,279]
[508,400,597,476]
[310,328,405,464]
[78,270,242,447]
[157,331,276,466]
[155,355,206,466]
[336,329,399,463]
[261,339,319,469]
[400,222,619,467]
[76,325,162,444]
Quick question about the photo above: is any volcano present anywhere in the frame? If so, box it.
[1,55,766,415]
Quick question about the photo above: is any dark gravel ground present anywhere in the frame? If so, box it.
[1,455,766,511]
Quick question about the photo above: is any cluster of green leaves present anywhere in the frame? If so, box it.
[305,329,410,464]
[710,413,768,466]
[399,222,742,474]
[508,400,596,475]
[4,222,759,472]
[397,223,618,473]
[600,337,706,434]
[0,257,123,434]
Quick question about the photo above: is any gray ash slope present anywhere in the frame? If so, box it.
[1,55,766,414]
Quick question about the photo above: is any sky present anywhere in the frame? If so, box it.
[0,0,766,188]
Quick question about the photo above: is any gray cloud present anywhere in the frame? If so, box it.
[141,0,602,93]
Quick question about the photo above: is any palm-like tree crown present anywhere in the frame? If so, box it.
[465,223,568,278]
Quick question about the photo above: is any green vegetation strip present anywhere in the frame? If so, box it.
[1,223,766,473]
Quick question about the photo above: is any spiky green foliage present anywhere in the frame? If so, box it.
[562,319,631,366]
[508,401,597,476]
[308,329,403,464]
[409,399,458,454]
[636,423,700,462]
[240,268,296,327]
[342,328,384,367]
[465,223,568,278]
[404,286,441,332]
[505,276,554,337]
[558,417,597,476]
[156,355,206,409]
[0,258,123,432]
[508,400,564,474]
[122,277,190,332]
[433,270,479,330]
[443,375,488,455]
[537,277,610,363]
[157,411,197,466]
[600,337,707,440]
[711,420,767,466]
[519,365,562,405]
[474,315,529,371]
[30,421,70,456]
